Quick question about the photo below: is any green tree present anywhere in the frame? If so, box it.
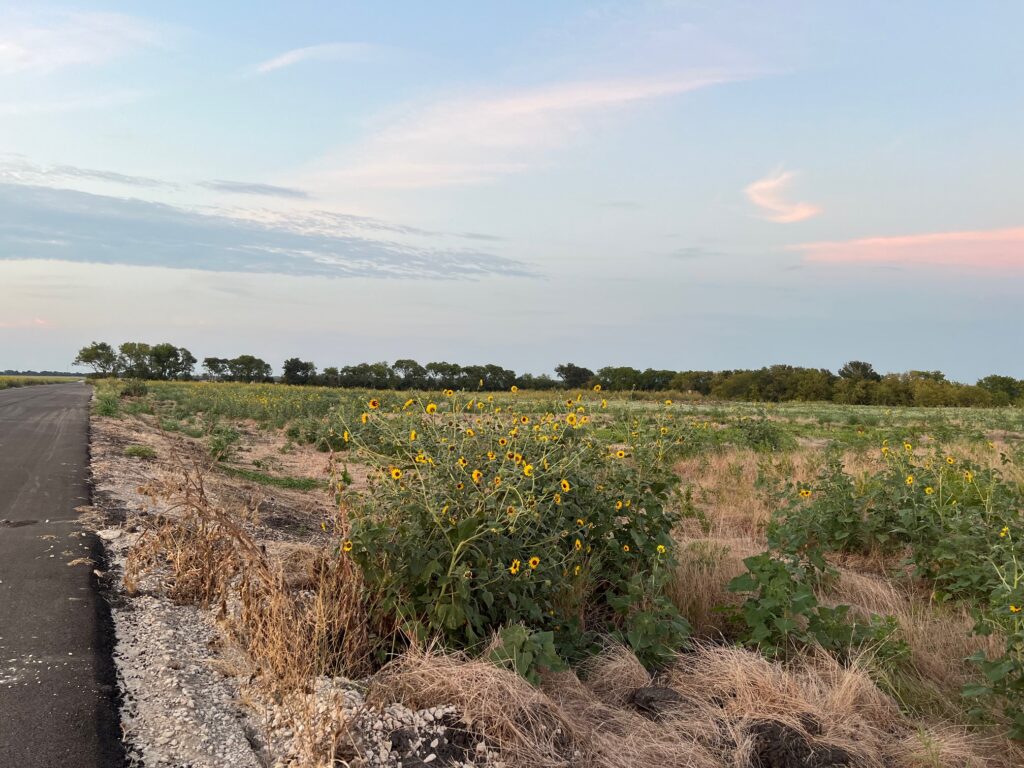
[72,341,119,376]
[554,363,595,389]
[838,360,881,382]
[282,358,317,385]
[118,342,153,379]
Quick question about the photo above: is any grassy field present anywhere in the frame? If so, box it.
[0,374,80,390]
[97,378,1024,766]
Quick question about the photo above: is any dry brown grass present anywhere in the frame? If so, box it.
[367,642,1016,768]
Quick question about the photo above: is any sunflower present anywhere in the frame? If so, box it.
[472,469,483,484]
[573,565,581,576]
[553,492,562,505]
[576,518,585,526]
[799,488,812,498]
[964,470,974,482]
[457,456,468,468]
[905,475,914,486]
[342,540,353,553]
[1000,526,1010,538]
[403,398,415,409]
[523,463,534,477]
[566,414,578,426]
[390,467,403,480]
[664,399,673,406]
[615,449,626,459]
[528,556,540,569]
[509,559,521,575]
[560,479,571,492]
[342,430,350,443]
[443,389,454,397]
[514,452,523,464]
[574,538,582,551]
[946,456,956,465]
[455,481,465,490]
[601,399,608,409]
[593,384,602,392]
[510,386,519,393]
[656,544,666,554]
[368,399,380,410]
[493,476,503,487]
[615,500,623,511]
[426,403,437,414]
[925,486,934,495]
[409,429,417,441]
[1011,605,1021,614]
[903,442,913,452]
[465,428,475,436]
[487,451,496,461]
[622,544,630,552]
[360,413,369,424]
[498,437,508,447]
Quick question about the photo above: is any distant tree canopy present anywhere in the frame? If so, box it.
[70,346,1024,407]
[73,341,197,380]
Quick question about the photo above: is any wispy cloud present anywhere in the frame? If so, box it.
[0,10,158,75]
[197,180,309,199]
[0,183,533,280]
[792,227,1024,270]
[253,42,377,74]
[745,170,821,223]
[306,73,742,189]
[0,156,174,188]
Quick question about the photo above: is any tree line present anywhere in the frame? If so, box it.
[72,342,1024,406]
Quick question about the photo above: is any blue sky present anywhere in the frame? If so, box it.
[2,1,1022,379]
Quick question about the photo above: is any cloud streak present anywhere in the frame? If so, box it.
[745,170,821,223]
[0,183,532,280]
[793,227,1024,269]
[307,73,742,189]
[0,156,175,188]
[253,42,377,74]
[197,180,310,199]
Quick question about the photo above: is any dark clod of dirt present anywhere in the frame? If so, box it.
[630,686,685,720]
[387,713,481,767]
[746,719,851,768]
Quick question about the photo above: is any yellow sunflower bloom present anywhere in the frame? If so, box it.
[426,403,437,414]
[509,559,521,575]
[528,556,540,569]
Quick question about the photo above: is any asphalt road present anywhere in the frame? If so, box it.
[0,383,124,767]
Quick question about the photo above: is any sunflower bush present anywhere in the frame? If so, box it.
[738,440,1024,736]
[339,391,689,674]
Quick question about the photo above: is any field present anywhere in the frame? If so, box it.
[0,374,80,389]
[92,379,1024,767]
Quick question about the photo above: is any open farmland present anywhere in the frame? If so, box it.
[84,378,1024,767]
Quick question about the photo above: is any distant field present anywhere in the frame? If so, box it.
[0,375,80,390]
[94,378,1024,764]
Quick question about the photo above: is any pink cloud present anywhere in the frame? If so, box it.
[793,227,1024,269]
[0,317,51,329]
[745,170,821,223]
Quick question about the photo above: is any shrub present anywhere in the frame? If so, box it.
[208,425,240,462]
[124,445,156,459]
[120,378,149,398]
[340,393,689,675]
[95,392,120,417]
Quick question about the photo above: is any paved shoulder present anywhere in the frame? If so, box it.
[0,383,124,767]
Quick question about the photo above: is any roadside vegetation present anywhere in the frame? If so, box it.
[0,374,78,390]
[95,377,1024,766]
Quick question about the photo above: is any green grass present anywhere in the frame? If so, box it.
[217,464,322,491]
[124,445,157,459]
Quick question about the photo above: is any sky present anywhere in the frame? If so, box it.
[1,1,1022,380]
